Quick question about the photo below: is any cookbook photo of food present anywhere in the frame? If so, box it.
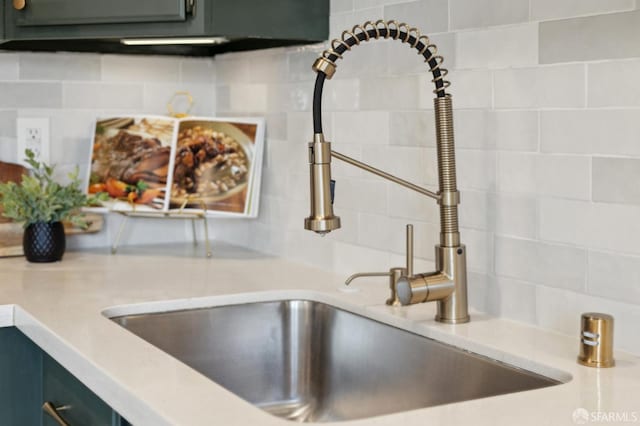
[86,116,265,217]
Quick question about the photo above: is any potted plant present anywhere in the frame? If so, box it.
[0,150,102,262]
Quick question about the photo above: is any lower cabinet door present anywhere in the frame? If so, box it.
[42,354,117,426]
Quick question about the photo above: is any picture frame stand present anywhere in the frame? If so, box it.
[110,202,212,257]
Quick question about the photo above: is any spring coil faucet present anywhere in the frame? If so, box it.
[304,20,469,324]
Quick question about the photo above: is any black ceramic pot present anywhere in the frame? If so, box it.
[23,222,66,263]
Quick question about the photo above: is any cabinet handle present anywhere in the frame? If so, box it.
[42,402,71,426]
[12,0,26,10]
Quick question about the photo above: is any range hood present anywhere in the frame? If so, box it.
[1,0,329,56]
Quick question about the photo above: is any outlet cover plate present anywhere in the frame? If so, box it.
[17,117,50,168]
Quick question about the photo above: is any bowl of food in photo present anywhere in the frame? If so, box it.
[170,121,253,211]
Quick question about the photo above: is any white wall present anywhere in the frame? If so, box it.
[212,0,640,355]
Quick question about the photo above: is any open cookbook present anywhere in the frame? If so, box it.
[86,116,264,217]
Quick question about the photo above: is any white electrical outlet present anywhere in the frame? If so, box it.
[17,118,50,168]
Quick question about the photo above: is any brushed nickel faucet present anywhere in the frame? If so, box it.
[304,20,469,324]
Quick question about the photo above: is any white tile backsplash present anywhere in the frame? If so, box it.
[455,24,538,70]
[493,64,585,108]
[2,0,640,355]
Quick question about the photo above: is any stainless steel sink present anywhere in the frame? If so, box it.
[111,300,562,422]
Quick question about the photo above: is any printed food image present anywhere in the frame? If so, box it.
[171,121,254,213]
[89,117,174,208]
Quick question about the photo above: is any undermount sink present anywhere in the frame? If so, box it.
[111,300,562,422]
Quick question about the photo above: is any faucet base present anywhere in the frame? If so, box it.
[435,314,470,324]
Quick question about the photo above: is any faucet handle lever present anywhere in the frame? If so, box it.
[406,224,414,277]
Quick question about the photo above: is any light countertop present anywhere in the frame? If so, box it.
[0,243,638,425]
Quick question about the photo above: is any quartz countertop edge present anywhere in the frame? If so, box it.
[0,244,638,426]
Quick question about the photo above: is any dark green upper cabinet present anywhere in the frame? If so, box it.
[2,0,328,56]
[13,0,191,26]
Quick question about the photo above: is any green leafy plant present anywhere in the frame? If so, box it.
[0,149,105,228]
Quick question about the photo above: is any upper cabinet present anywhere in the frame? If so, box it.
[2,0,329,56]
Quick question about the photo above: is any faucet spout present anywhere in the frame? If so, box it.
[304,20,469,324]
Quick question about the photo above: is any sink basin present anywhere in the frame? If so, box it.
[111,300,562,422]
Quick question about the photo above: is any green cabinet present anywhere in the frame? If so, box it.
[2,0,328,56]
[0,327,42,426]
[0,327,130,426]
[11,0,191,26]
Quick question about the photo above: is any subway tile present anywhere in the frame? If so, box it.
[495,236,586,291]
[467,272,490,313]
[539,198,640,255]
[0,53,19,80]
[265,113,287,141]
[453,110,491,149]
[456,24,538,69]
[332,240,389,276]
[215,85,230,113]
[426,69,492,109]
[490,110,538,151]
[389,111,435,147]
[101,55,180,83]
[450,0,529,30]
[20,53,100,81]
[228,84,268,113]
[0,82,62,108]
[531,0,634,21]
[593,157,640,205]
[334,178,389,215]
[333,111,389,144]
[383,0,448,33]
[180,58,215,84]
[493,193,537,239]
[540,109,640,156]
[355,0,406,9]
[588,250,640,305]
[63,82,142,110]
[143,83,214,116]
[0,137,17,163]
[538,198,592,248]
[456,149,496,191]
[459,190,493,231]
[0,111,17,138]
[268,82,312,112]
[497,152,590,199]
[588,60,640,107]
[540,10,640,64]
[324,78,360,111]
[494,65,585,109]
[486,276,537,324]
[463,228,493,274]
[214,56,251,84]
[331,0,353,13]
[248,52,288,85]
[358,213,392,251]
[361,75,420,110]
